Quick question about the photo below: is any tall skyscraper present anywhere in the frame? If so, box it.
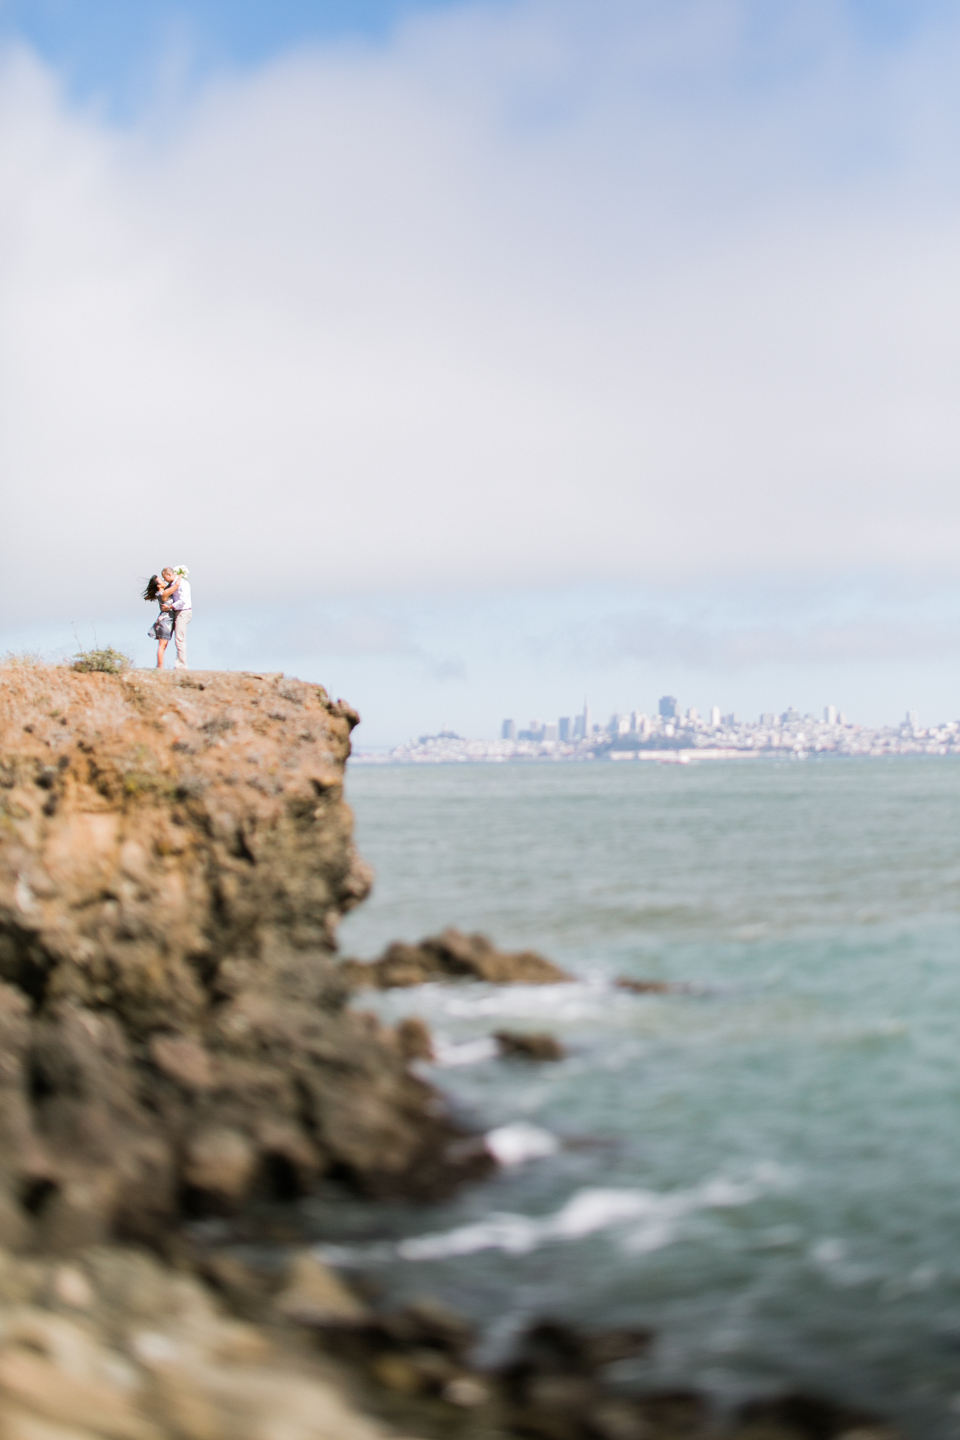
[558,717,571,742]
[501,719,516,740]
[659,696,678,720]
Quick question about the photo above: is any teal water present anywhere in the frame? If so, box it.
[330,759,960,1435]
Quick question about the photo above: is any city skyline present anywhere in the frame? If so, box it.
[499,695,851,745]
[358,696,954,762]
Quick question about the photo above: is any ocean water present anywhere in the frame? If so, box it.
[329,758,960,1435]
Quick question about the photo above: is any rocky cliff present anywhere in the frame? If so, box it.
[0,666,486,1254]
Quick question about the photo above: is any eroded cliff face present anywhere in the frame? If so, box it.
[0,667,486,1252]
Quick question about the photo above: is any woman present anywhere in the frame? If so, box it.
[142,573,176,668]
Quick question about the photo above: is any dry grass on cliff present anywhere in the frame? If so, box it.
[71,645,132,674]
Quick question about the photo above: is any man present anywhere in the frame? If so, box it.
[161,567,192,669]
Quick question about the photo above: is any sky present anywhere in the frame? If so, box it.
[2,0,960,743]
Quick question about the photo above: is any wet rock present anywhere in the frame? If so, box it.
[371,1352,426,1396]
[394,1017,435,1063]
[0,667,491,1245]
[310,1292,479,1407]
[273,1252,369,1327]
[502,1321,651,1384]
[495,1030,565,1061]
[398,1298,475,1360]
[733,1395,898,1440]
[488,1320,664,1440]
[343,928,572,988]
[194,1253,276,1320]
[615,978,677,994]
[443,1375,491,1408]
[588,1399,654,1440]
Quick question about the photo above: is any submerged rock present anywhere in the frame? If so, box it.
[342,928,572,988]
[615,978,688,994]
[733,1394,901,1440]
[494,1030,565,1061]
[0,666,490,1249]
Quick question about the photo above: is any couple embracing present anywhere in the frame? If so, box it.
[143,567,192,668]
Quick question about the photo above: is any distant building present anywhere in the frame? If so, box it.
[571,701,591,741]
[722,713,736,726]
[659,696,678,719]
[907,710,919,729]
[824,705,837,725]
[609,713,630,737]
[501,719,516,741]
[687,707,699,723]
[710,706,721,727]
[543,722,558,742]
[558,717,571,742]
[781,707,800,723]
[760,713,776,726]
[518,721,544,741]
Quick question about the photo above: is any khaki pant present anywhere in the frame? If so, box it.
[174,609,192,668]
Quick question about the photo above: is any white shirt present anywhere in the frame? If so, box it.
[172,578,192,610]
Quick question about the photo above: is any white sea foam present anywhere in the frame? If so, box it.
[386,1167,789,1263]
[432,1036,499,1067]
[433,977,614,1023]
[484,1121,560,1165]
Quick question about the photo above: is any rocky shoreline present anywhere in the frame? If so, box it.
[0,666,901,1440]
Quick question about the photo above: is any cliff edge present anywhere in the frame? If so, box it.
[0,666,486,1253]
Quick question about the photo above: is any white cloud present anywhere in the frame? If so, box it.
[3,0,960,631]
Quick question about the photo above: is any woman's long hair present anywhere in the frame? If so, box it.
[142,574,161,602]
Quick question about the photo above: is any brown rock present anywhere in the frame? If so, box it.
[588,1399,652,1440]
[0,667,491,1246]
[194,1254,274,1320]
[273,1252,368,1327]
[443,1375,491,1408]
[148,1037,215,1091]
[182,1129,257,1208]
[0,1347,160,1440]
[370,1353,424,1396]
[734,1395,898,1440]
[394,1017,435,1062]
[616,978,680,995]
[50,1266,93,1311]
[495,1030,565,1061]
[344,928,572,988]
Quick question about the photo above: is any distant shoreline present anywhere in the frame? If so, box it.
[351,747,960,765]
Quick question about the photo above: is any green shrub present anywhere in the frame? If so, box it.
[72,647,132,674]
